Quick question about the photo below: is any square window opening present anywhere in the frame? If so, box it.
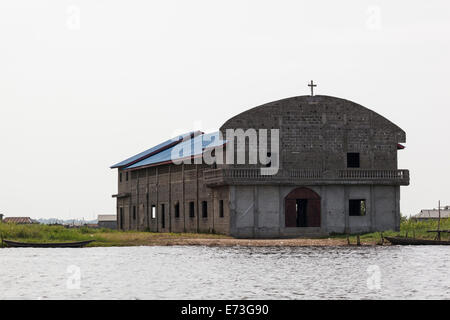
[347,153,360,168]
[349,199,366,216]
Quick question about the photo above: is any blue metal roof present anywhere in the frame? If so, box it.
[110,131,202,169]
[125,132,226,169]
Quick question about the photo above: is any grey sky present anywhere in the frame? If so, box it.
[1,1,449,219]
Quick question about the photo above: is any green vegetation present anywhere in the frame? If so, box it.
[0,223,229,247]
[0,217,449,247]
[328,217,450,244]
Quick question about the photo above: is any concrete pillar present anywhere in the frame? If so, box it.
[370,185,376,232]
[136,171,139,231]
[253,186,259,237]
[229,186,237,235]
[196,165,199,233]
[344,186,350,233]
[182,164,186,232]
[156,167,159,232]
[278,186,284,234]
[168,166,172,232]
[395,186,400,231]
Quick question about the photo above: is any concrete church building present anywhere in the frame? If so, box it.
[111,92,409,238]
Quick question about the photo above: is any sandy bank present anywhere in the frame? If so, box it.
[125,237,379,247]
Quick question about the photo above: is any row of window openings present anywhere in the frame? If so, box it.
[119,152,360,183]
[126,200,225,221]
[121,199,366,227]
[293,199,366,217]
[292,199,366,216]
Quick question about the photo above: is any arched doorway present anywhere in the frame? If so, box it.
[285,187,321,227]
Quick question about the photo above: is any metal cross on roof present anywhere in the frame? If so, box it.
[308,80,317,96]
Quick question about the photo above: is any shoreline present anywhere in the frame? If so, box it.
[2,219,449,248]
[110,237,379,247]
[2,235,381,248]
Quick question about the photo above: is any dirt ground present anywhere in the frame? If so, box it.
[131,237,378,247]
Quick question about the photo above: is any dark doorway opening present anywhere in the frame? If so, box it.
[119,207,124,230]
[202,201,208,218]
[174,202,180,218]
[219,200,224,218]
[285,187,321,228]
[189,202,195,218]
[161,204,165,228]
[296,199,308,227]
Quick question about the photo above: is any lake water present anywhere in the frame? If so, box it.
[0,245,449,300]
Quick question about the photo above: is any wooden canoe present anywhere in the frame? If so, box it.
[2,239,94,248]
[385,236,450,246]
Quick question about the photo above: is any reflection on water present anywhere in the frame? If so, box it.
[0,245,449,299]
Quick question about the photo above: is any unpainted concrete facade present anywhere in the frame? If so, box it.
[228,185,400,238]
[115,164,231,234]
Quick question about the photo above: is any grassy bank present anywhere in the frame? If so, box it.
[0,223,230,247]
[1,218,449,247]
[329,217,450,244]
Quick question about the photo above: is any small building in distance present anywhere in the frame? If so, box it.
[98,214,117,229]
[84,223,99,228]
[1,217,38,224]
[412,207,450,221]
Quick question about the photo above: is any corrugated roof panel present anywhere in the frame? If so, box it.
[110,131,202,169]
[414,209,450,219]
[125,132,226,169]
[2,217,34,224]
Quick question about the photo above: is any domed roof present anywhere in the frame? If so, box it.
[220,95,405,142]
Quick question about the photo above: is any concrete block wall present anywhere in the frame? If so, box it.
[116,164,231,235]
[220,95,405,171]
[229,184,400,238]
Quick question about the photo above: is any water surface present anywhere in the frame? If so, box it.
[1,245,449,299]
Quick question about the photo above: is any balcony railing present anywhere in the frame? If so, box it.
[338,169,408,180]
[203,168,409,186]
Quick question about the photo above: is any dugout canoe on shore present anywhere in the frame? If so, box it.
[2,239,94,248]
[384,236,450,246]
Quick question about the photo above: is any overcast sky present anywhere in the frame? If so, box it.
[1,1,449,220]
